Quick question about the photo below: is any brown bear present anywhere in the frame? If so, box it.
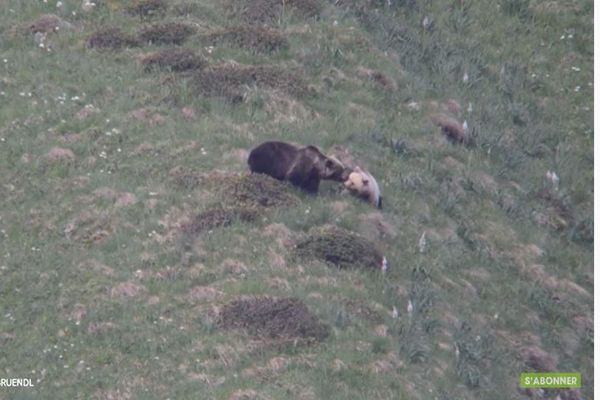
[248,141,351,194]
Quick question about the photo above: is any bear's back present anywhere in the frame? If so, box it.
[248,141,300,180]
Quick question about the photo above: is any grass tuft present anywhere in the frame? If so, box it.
[293,225,383,270]
[218,297,330,341]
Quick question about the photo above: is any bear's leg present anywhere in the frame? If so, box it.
[302,177,320,194]
[288,169,319,194]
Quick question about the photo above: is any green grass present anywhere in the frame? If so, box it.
[0,0,593,399]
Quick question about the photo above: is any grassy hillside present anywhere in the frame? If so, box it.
[0,0,593,399]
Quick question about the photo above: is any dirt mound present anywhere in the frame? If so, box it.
[180,207,259,235]
[194,63,309,103]
[226,0,321,24]
[431,114,471,145]
[294,225,383,270]
[220,173,300,209]
[141,48,207,72]
[218,297,330,341]
[138,22,196,45]
[206,26,288,53]
[87,27,138,49]
[27,14,73,34]
[125,0,168,18]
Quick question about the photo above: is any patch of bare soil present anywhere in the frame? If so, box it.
[125,0,168,18]
[141,48,207,72]
[64,210,113,244]
[87,27,139,49]
[225,0,320,24]
[180,207,259,235]
[138,22,196,45]
[194,63,309,103]
[218,297,330,341]
[294,225,383,270]
[206,26,288,53]
[356,66,397,91]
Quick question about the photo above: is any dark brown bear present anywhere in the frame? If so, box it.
[248,141,351,194]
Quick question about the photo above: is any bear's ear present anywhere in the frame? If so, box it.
[305,145,322,155]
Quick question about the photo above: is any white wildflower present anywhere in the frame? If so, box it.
[418,232,427,253]
[545,170,559,189]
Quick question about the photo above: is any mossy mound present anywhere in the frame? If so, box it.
[138,22,196,45]
[206,26,288,53]
[218,297,330,341]
[194,63,309,103]
[87,27,139,49]
[181,207,259,235]
[220,173,300,209]
[294,225,383,270]
[141,48,207,72]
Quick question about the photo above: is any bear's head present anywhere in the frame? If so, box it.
[344,167,382,209]
[304,146,351,182]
